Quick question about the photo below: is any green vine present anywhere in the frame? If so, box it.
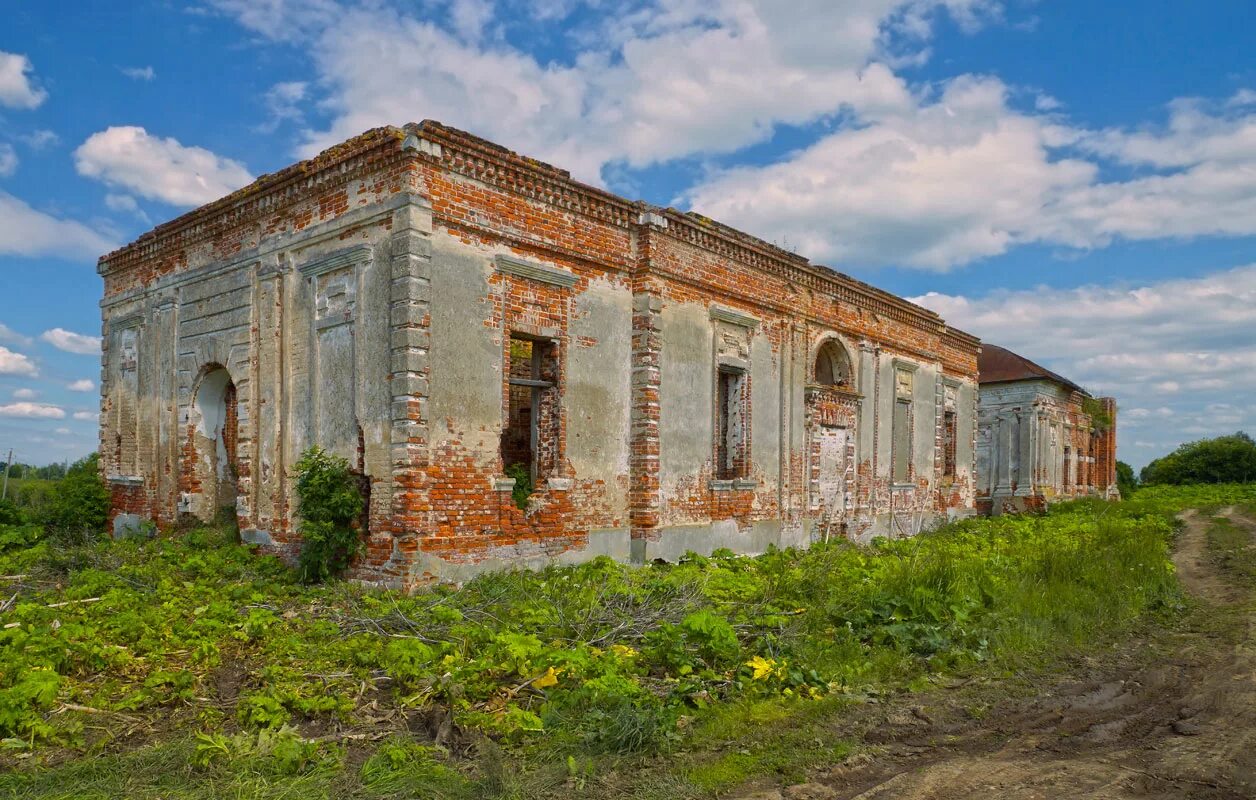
[293,447,365,583]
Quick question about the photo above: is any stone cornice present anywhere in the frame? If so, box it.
[298,244,373,277]
[493,254,578,288]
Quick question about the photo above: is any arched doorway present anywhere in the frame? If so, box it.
[189,365,238,522]
[807,337,858,539]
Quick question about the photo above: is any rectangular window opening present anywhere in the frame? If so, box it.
[716,367,746,480]
[892,398,912,484]
[943,410,957,479]
[501,335,559,499]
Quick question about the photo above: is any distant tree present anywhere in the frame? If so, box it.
[1115,461,1138,497]
[1140,432,1256,486]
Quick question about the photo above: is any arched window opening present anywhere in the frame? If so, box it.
[814,340,852,388]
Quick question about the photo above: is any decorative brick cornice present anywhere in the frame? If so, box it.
[98,118,981,357]
[405,121,640,229]
[97,127,411,278]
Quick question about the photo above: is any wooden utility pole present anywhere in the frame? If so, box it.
[1,449,12,501]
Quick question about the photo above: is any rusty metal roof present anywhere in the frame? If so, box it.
[978,344,1086,394]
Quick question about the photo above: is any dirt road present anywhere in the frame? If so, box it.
[747,509,1256,800]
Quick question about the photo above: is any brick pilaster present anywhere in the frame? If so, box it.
[386,195,434,554]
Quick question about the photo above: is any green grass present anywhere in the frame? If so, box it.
[1,483,1254,798]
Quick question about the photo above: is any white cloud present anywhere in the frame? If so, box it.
[40,328,102,356]
[54,427,70,435]
[687,79,1256,269]
[257,81,308,132]
[74,126,253,207]
[12,388,36,399]
[104,192,151,224]
[72,410,97,421]
[914,264,1256,468]
[0,191,116,259]
[208,0,342,42]
[0,402,64,419]
[67,379,96,392]
[120,65,156,81]
[0,323,32,347]
[0,143,17,177]
[0,51,47,109]
[211,0,996,182]
[210,3,1256,272]
[19,129,59,149]
[0,346,37,377]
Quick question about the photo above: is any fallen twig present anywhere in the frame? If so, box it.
[55,703,140,722]
[46,597,101,609]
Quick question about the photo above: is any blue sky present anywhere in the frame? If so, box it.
[1,0,1254,470]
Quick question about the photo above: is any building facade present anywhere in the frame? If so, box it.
[976,345,1118,514]
[99,122,981,586]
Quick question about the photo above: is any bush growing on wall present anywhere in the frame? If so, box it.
[293,447,365,583]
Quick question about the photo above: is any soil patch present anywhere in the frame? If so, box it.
[740,508,1256,800]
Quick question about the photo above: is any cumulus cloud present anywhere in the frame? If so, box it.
[67,379,96,392]
[0,346,37,376]
[687,79,1256,269]
[72,410,97,421]
[74,126,253,207]
[211,0,996,181]
[0,143,17,177]
[0,51,47,109]
[0,191,116,259]
[0,402,65,419]
[913,264,1256,467]
[12,388,36,399]
[40,328,102,356]
[120,65,156,81]
[207,1,1256,271]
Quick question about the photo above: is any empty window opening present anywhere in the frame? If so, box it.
[943,410,957,479]
[892,398,912,484]
[501,335,559,507]
[716,367,747,480]
[814,340,852,387]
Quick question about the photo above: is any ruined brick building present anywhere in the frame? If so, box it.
[99,122,982,586]
[975,344,1118,514]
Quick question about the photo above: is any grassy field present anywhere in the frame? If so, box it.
[1,484,1254,799]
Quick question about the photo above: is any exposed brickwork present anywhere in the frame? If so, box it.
[100,120,983,586]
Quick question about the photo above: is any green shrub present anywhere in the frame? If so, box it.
[38,454,109,540]
[293,447,365,583]
[1141,432,1256,485]
[504,461,533,510]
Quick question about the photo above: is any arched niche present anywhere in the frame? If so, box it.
[188,364,238,522]
[813,337,854,389]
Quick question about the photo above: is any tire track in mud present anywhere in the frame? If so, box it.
[741,508,1256,800]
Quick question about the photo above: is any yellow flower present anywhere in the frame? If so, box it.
[610,644,638,658]
[533,666,560,689]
